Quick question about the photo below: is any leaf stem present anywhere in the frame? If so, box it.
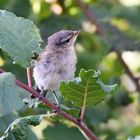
[27,67,32,88]
[79,80,88,122]
[79,106,86,123]
[0,68,99,140]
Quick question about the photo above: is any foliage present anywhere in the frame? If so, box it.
[43,124,85,140]
[0,10,42,68]
[0,0,140,140]
[61,69,117,107]
[0,115,43,140]
[0,72,25,116]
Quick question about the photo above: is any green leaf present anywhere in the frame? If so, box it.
[0,72,25,116]
[86,105,110,124]
[43,124,85,140]
[60,69,118,107]
[0,115,43,140]
[0,113,18,136]
[0,10,42,68]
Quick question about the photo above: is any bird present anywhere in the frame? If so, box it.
[33,30,80,107]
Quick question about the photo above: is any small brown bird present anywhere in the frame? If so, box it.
[33,30,80,105]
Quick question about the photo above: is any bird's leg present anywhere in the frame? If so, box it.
[42,89,48,97]
[53,91,61,114]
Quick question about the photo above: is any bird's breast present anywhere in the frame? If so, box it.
[59,48,77,81]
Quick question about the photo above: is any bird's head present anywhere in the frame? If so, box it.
[47,30,81,50]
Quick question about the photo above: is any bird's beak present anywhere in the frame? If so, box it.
[74,30,81,36]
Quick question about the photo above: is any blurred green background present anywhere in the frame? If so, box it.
[0,0,140,140]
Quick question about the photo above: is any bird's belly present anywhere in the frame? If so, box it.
[47,62,76,90]
[33,51,77,91]
[33,67,61,90]
[61,63,76,81]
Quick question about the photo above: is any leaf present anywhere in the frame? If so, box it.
[86,105,110,124]
[0,113,18,136]
[0,115,43,140]
[43,124,85,140]
[60,69,118,107]
[0,113,38,140]
[39,15,81,40]
[0,72,25,116]
[0,10,42,68]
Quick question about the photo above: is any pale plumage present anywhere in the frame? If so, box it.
[33,30,79,93]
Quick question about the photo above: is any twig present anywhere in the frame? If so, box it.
[27,67,32,88]
[115,50,140,91]
[76,0,103,36]
[76,0,140,92]
[0,68,99,140]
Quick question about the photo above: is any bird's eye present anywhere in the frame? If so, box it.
[65,38,70,43]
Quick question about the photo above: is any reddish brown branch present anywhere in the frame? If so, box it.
[76,0,140,92]
[0,68,99,140]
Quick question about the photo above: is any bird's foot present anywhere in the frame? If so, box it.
[37,89,48,100]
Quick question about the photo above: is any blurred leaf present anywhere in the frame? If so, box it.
[1,50,27,83]
[0,115,43,140]
[0,10,42,68]
[39,15,82,40]
[60,69,118,107]
[6,0,31,17]
[0,113,18,136]
[107,92,133,108]
[86,104,110,124]
[129,126,140,136]
[0,72,28,116]
[0,0,9,9]
[102,22,140,51]
[43,124,85,140]
[128,136,140,140]
[115,92,133,106]
[100,52,124,83]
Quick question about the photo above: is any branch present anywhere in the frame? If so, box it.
[0,68,99,140]
[76,0,103,36]
[115,50,140,91]
[76,0,140,92]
